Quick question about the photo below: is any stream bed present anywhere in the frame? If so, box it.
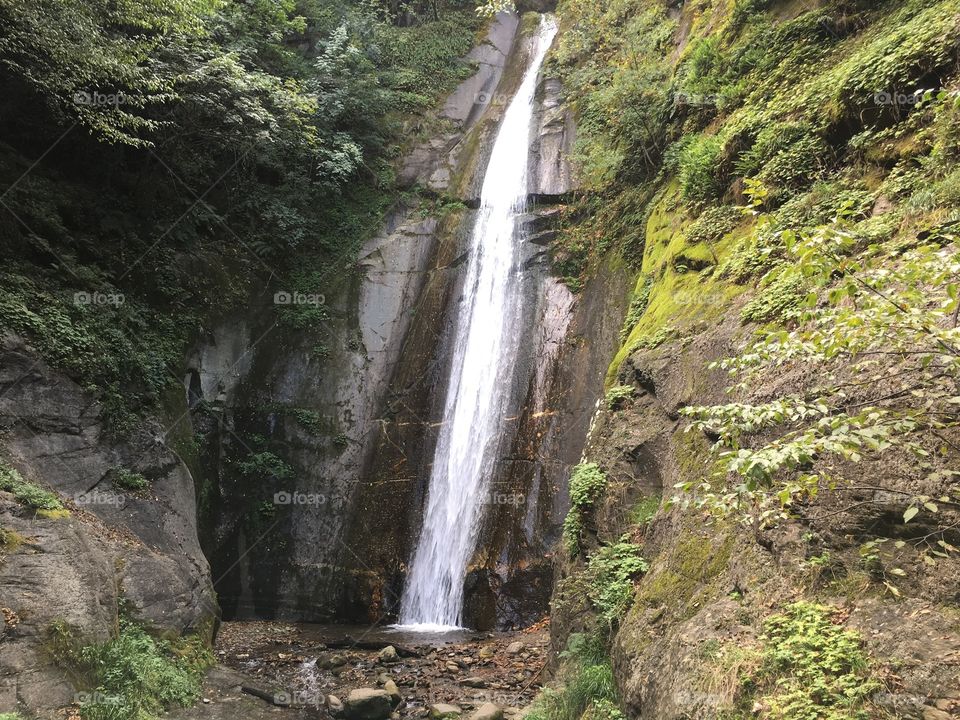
[169,620,550,720]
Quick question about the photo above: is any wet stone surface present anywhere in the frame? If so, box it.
[172,620,550,720]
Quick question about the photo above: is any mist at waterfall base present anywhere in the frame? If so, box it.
[392,15,559,633]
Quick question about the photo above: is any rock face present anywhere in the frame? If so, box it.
[0,333,216,716]
[529,76,577,199]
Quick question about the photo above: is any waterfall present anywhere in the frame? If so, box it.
[397,14,559,630]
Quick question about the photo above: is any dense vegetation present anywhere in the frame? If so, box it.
[50,612,214,720]
[545,0,960,717]
[0,0,483,431]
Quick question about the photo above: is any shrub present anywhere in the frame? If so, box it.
[740,269,806,324]
[235,452,294,482]
[587,537,648,622]
[110,468,148,492]
[569,463,607,510]
[685,205,744,247]
[755,602,880,720]
[677,134,726,205]
[0,461,64,512]
[526,634,625,720]
[562,463,608,555]
[56,618,213,720]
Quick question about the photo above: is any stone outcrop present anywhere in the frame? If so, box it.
[0,333,216,717]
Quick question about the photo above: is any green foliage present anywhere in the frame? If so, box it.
[736,123,829,197]
[375,9,482,113]
[0,0,483,430]
[57,617,213,720]
[586,536,648,622]
[604,385,635,410]
[553,0,674,188]
[752,603,880,720]
[628,495,660,526]
[739,268,806,324]
[563,463,608,555]
[526,634,624,720]
[569,463,607,510]
[236,451,294,482]
[677,202,960,549]
[685,205,743,247]
[0,460,64,512]
[110,468,149,492]
[675,134,725,206]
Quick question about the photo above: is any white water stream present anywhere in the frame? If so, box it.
[397,15,558,630]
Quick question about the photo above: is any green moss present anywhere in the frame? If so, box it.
[0,527,24,553]
[628,495,661,526]
[637,531,734,619]
[606,185,752,385]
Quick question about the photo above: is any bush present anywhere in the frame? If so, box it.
[569,463,607,510]
[740,269,806,324]
[57,618,213,720]
[604,385,635,410]
[526,634,625,720]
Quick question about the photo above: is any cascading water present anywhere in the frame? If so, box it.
[397,14,559,630]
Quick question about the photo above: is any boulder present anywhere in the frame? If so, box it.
[378,645,400,664]
[383,679,402,706]
[345,689,393,720]
[505,642,523,655]
[429,703,463,719]
[470,703,504,720]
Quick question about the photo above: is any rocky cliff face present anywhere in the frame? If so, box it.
[184,11,621,629]
[0,334,215,714]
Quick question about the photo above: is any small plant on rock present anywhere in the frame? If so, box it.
[563,463,608,556]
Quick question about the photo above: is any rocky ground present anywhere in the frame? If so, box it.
[169,620,550,720]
